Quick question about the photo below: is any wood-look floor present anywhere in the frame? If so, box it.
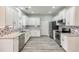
[21,36,65,52]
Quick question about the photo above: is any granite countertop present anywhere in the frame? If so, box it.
[61,33,79,37]
[0,32,23,39]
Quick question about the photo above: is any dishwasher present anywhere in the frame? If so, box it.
[19,33,25,51]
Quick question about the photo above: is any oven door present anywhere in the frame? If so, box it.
[55,31,61,46]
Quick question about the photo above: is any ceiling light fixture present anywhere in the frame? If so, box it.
[48,11,52,13]
[32,11,34,13]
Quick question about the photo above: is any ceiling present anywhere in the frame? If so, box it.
[15,6,66,15]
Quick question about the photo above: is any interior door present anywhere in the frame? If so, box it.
[40,20,49,36]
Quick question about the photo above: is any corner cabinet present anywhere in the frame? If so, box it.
[66,7,79,26]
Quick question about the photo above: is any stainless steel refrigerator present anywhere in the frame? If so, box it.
[49,21,59,39]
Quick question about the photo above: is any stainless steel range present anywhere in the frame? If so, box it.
[55,28,71,47]
[55,31,61,46]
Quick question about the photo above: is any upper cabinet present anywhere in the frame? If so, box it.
[0,7,6,27]
[66,7,79,26]
[21,15,29,26]
[6,7,19,26]
[28,17,40,26]
[58,9,66,20]
[0,6,29,28]
[55,9,66,25]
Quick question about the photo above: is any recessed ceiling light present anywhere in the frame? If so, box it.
[52,6,55,8]
[28,6,31,8]
[48,11,52,13]
[31,11,34,13]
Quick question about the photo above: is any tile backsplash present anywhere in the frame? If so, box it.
[71,26,79,35]
[0,26,14,37]
[59,26,79,35]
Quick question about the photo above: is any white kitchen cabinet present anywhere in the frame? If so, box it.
[13,37,19,52]
[61,34,79,52]
[66,7,79,26]
[0,37,19,52]
[6,7,20,28]
[28,17,40,26]
[21,15,29,26]
[65,8,70,26]
[58,9,66,20]
[66,37,79,52]
[0,7,6,27]
[30,30,40,37]
[61,34,68,51]
[0,39,13,52]
[6,7,14,26]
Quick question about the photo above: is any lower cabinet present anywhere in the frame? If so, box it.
[61,34,79,52]
[66,37,79,52]
[0,37,19,52]
[30,30,40,37]
[13,37,19,52]
[61,34,68,51]
[0,32,31,52]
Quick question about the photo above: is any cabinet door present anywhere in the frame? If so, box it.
[0,39,13,52]
[59,9,66,19]
[13,37,19,52]
[61,35,66,48]
[61,34,64,46]
[6,7,14,26]
[66,8,70,26]
[62,36,68,51]
[61,34,68,51]
[67,37,79,52]
[75,7,79,26]
[0,7,5,27]
[66,7,76,26]
[69,7,75,26]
